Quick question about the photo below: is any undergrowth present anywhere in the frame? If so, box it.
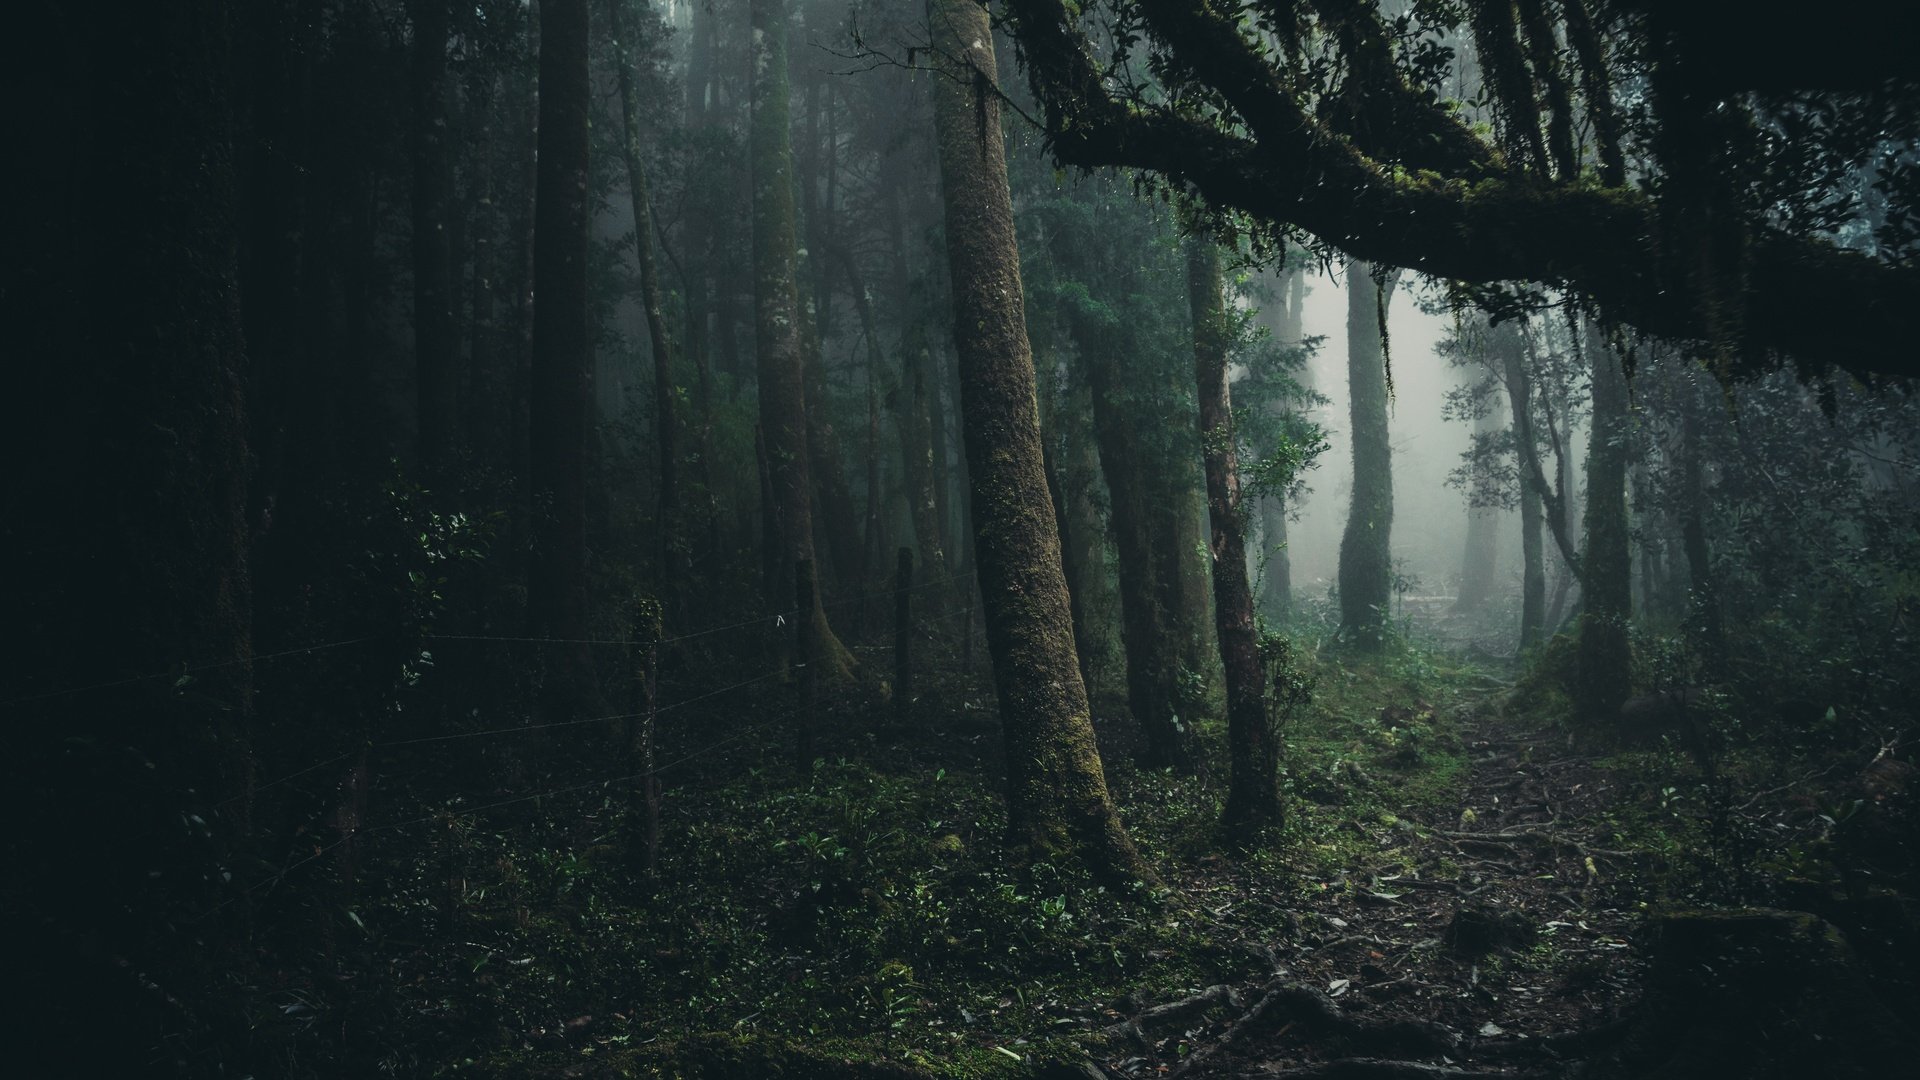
[247,634,1505,1078]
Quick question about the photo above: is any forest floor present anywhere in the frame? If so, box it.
[1096,698,1651,1079]
[245,605,1916,1079]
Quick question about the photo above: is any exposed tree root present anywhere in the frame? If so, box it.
[1243,1058,1548,1080]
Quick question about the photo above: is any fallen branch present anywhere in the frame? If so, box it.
[1155,979,1463,1079]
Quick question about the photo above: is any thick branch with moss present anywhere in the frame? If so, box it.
[1002,0,1919,380]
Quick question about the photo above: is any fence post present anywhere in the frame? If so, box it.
[794,559,817,778]
[630,596,662,872]
[961,597,975,677]
[894,548,913,722]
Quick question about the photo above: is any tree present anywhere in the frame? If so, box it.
[929,0,1153,884]
[1576,330,1633,719]
[1188,236,1281,831]
[606,0,679,567]
[1338,260,1399,649]
[1454,372,1503,613]
[1495,324,1548,650]
[999,0,1919,381]
[1040,176,1209,774]
[9,1,254,1066]
[749,0,854,677]
[1073,307,1203,773]
[1252,264,1307,622]
[527,0,598,715]
[408,0,458,464]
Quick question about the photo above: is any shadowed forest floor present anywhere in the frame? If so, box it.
[238,608,1916,1079]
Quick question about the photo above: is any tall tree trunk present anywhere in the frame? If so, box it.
[1039,363,1099,700]
[409,0,458,465]
[1500,328,1548,650]
[928,342,958,564]
[1455,374,1503,611]
[1577,332,1633,720]
[1679,373,1724,666]
[929,0,1152,884]
[800,317,864,588]
[883,178,949,579]
[749,0,851,676]
[796,70,863,590]
[1258,491,1293,621]
[527,0,598,716]
[11,2,254,1064]
[1255,263,1302,622]
[1339,259,1399,649]
[1191,238,1281,832]
[608,0,678,565]
[1166,438,1218,706]
[468,103,499,461]
[898,337,949,578]
[1077,319,1199,774]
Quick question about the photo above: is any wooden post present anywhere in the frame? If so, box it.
[794,559,817,778]
[894,547,913,722]
[630,596,663,872]
[960,599,975,676]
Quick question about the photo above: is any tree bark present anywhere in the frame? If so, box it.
[1077,318,1200,774]
[1678,376,1724,666]
[409,0,458,465]
[1577,331,1633,720]
[1498,326,1548,650]
[881,178,949,580]
[1039,363,1099,700]
[1190,238,1281,831]
[749,0,851,676]
[1455,374,1503,612]
[1338,259,1398,649]
[1255,265,1304,622]
[527,0,598,715]
[929,0,1153,884]
[608,0,678,549]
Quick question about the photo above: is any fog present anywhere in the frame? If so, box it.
[1284,266,1517,613]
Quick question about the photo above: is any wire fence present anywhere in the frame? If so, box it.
[183,583,988,922]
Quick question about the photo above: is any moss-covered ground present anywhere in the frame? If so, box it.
[242,619,1916,1078]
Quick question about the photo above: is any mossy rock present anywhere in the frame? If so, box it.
[1576,908,1919,1079]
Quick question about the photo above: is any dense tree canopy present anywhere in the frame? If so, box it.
[999,0,1920,378]
[5,1,1916,1076]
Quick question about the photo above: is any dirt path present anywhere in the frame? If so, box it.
[1092,699,1653,1079]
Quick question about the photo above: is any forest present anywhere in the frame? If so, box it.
[6,0,1919,1076]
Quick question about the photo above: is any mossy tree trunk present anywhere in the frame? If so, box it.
[1040,367,1100,699]
[1577,331,1633,720]
[929,0,1154,885]
[1189,238,1281,832]
[1338,259,1399,649]
[749,0,851,677]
